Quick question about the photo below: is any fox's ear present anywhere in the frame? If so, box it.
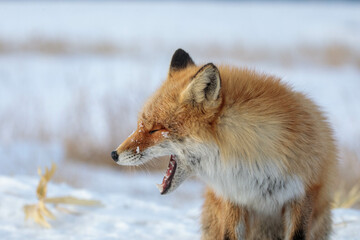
[169,49,195,72]
[181,63,221,105]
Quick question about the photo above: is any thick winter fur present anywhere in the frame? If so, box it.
[112,49,337,240]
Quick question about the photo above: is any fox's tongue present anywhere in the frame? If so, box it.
[156,155,177,194]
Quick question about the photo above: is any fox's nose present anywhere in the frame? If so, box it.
[111,151,119,162]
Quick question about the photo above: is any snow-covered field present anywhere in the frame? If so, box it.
[0,166,204,239]
[1,167,360,240]
[0,1,360,239]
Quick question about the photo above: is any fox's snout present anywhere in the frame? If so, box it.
[111,150,119,162]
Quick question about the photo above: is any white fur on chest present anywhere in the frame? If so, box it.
[193,143,305,213]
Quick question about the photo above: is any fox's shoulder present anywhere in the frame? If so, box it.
[217,66,294,110]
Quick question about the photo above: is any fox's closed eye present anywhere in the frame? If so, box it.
[149,129,161,134]
[149,125,165,134]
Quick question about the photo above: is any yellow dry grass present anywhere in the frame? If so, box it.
[23,163,101,228]
[333,148,360,209]
[0,37,122,55]
[1,37,359,69]
[334,184,360,209]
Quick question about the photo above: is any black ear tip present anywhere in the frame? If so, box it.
[172,49,189,61]
[174,48,187,55]
[170,48,195,71]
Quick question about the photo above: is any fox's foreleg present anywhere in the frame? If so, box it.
[201,188,248,240]
[283,184,332,240]
[283,199,309,240]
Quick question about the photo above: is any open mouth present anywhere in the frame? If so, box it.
[156,155,177,195]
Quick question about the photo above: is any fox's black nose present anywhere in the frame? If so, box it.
[111,151,119,161]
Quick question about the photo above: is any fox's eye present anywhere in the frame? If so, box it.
[149,129,160,134]
[149,125,165,134]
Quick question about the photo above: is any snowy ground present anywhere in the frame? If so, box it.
[0,166,204,240]
[1,1,360,239]
[1,165,360,240]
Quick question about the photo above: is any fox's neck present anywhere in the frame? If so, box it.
[188,139,304,214]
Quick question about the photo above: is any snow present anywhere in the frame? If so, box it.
[333,209,360,240]
[0,167,360,240]
[0,166,203,240]
[127,130,135,138]
[161,132,169,139]
[0,1,360,239]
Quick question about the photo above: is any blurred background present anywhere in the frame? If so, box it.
[0,1,359,198]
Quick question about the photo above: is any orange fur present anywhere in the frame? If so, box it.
[202,188,247,240]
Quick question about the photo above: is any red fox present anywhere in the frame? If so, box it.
[111,49,337,240]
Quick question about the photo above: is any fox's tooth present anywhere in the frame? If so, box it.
[156,183,163,193]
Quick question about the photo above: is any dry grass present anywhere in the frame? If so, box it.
[24,163,101,228]
[334,185,360,209]
[0,37,125,56]
[298,43,359,68]
[199,42,360,69]
[208,43,360,69]
[62,92,129,167]
[333,148,360,209]
[1,37,359,69]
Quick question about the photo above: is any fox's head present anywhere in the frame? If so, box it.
[111,49,223,194]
